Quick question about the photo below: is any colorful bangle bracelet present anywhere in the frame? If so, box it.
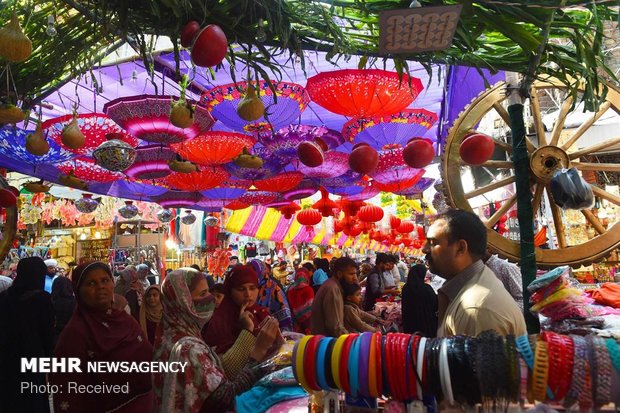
[392,334,406,400]
[541,331,573,401]
[368,333,379,398]
[358,332,372,397]
[439,337,454,405]
[606,338,620,374]
[304,335,323,391]
[316,337,331,391]
[331,335,348,391]
[324,338,338,390]
[516,335,534,370]
[295,335,313,392]
[518,357,528,405]
[395,334,408,401]
[348,335,361,397]
[381,334,390,397]
[384,334,395,399]
[399,334,411,401]
[407,335,420,401]
[416,337,427,400]
[532,339,549,402]
[564,335,587,409]
[292,337,300,383]
[375,333,383,397]
[588,335,612,406]
[340,334,357,394]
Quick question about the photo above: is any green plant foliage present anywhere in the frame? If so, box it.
[0,0,617,110]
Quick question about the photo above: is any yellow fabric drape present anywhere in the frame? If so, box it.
[225,207,253,234]
[255,208,282,240]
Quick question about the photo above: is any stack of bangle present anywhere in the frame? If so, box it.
[540,331,573,402]
[587,335,612,406]
[532,338,549,402]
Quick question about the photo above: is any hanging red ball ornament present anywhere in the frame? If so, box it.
[397,220,414,234]
[459,132,495,165]
[402,138,435,168]
[358,204,384,223]
[181,21,201,47]
[297,208,322,227]
[191,25,228,68]
[348,143,379,174]
[0,188,17,208]
[297,141,324,167]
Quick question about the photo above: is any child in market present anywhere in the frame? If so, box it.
[210,283,225,308]
[342,281,382,333]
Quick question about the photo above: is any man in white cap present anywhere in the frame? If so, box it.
[44,258,59,294]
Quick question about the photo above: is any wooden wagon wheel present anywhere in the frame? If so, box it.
[442,77,620,268]
[0,175,18,262]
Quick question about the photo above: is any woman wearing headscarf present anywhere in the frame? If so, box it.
[124,267,145,320]
[51,262,154,412]
[114,265,136,296]
[286,268,314,334]
[140,284,162,345]
[250,259,292,331]
[0,257,53,413]
[50,274,76,348]
[401,264,438,337]
[154,268,280,412]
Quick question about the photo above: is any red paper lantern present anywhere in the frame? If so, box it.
[416,226,426,241]
[347,225,363,237]
[403,138,435,168]
[297,209,322,228]
[297,141,324,167]
[459,132,495,165]
[389,215,401,230]
[401,237,413,247]
[397,220,414,234]
[312,187,338,217]
[191,25,228,68]
[358,205,384,223]
[277,202,301,219]
[339,199,365,217]
[348,143,378,174]
[0,188,17,208]
[360,221,374,234]
[334,219,343,234]
[255,172,304,192]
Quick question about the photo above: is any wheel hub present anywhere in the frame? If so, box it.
[530,145,570,182]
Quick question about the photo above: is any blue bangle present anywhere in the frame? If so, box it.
[516,335,534,370]
[316,338,331,390]
[348,335,361,397]
[606,338,620,374]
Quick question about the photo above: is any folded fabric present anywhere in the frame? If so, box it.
[257,367,298,387]
[589,282,620,309]
[236,385,307,413]
[527,266,570,293]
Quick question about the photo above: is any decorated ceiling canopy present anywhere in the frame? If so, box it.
[57,158,124,183]
[200,179,251,200]
[150,191,203,209]
[0,126,75,165]
[103,95,215,144]
[295,151,350,179]
[163,168,229,192]
[305,69,423,117]
[259,124,344,164]
[201,81,310,133]
[224,146,285,181]
[43,113,138,157]
[171,131,256,165]
[342,109,439,150]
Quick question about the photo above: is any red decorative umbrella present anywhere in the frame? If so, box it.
[238,190,278,205]
[151,191,203,208]
[43,113,138,157]
[201,179,251,200]
[305,69,422,117]
[296,151,349,179]
[57,158,124,183]
[103,95,215,144]
[373,175,424,193]
[201,80,310,133]
[164,167,229,191]
[171,132,256,165]
[259,124,344,163]
[369,148,425,185]
[124,145,177,180]
[254,171,304,192]
[225,200,250,210]
[344,183,380,201]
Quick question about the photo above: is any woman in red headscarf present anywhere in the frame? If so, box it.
[287,267,315,334]
[50,262,154,412]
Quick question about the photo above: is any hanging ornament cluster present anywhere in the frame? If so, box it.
[74,194,99,214]
[181,210,197,225]
[118,201,139,219]
[92,133,137,172]
[156,208,174,223]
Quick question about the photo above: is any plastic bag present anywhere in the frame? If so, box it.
[549,167,594,209]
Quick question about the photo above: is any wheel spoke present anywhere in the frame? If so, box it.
[532,184,544,217]
[485,194,517,228]
[549,96,574,146]
[581,209,605,235]
[561,101,612,151]
[464,175,516,199]
[491,137,513,153]
[592,185,620,207]
[546,188,567,248]
[572,162,620,172]
[480,160,514,169]
[530,87,548,146]
[569,135,620,159]
[493,102,512,127]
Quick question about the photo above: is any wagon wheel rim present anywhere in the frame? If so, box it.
[442,78,620,268]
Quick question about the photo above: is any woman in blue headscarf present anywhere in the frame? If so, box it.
[250,259,292,331]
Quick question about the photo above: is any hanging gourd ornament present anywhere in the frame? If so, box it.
[0,104,25,124]
[0,12,32,63]
[25,123,50,156]
[459,132,495,166]
[168,160,198,174]
[58,172,88,190]
[236,83,265,121]
[233,147,263,169]
[61,116,86,150]
[22,180,50,193]
[169,76,194,128]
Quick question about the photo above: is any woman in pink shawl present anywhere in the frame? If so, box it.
[51,261,154,412]
[153,267,279,412]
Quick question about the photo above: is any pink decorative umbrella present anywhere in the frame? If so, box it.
[394,177,436,196]
[57,158,124,183]
[259,124,344,163]
[344,183,380,201]
[151,191,203,208]
[282,179,319,201]
[238,190,278,206]
[123,144,176,180]
[224,146,285,181]
[254,171,304,192]
[171,131,256,165]
[163,168,229,192]
[369,148,425,185]
[341,109,438,150]
[201,80,310,133]
[201,179,251,200]
[295,151,349,179]
[104,95,215,144]
[305,69,422,117]
[43,113,138,157]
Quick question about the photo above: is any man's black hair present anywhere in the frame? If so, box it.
[436,209,487,258]
[334,257,358,274]
[375,253,391,265]
[189,264,201,271]
[342,281,361,297]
